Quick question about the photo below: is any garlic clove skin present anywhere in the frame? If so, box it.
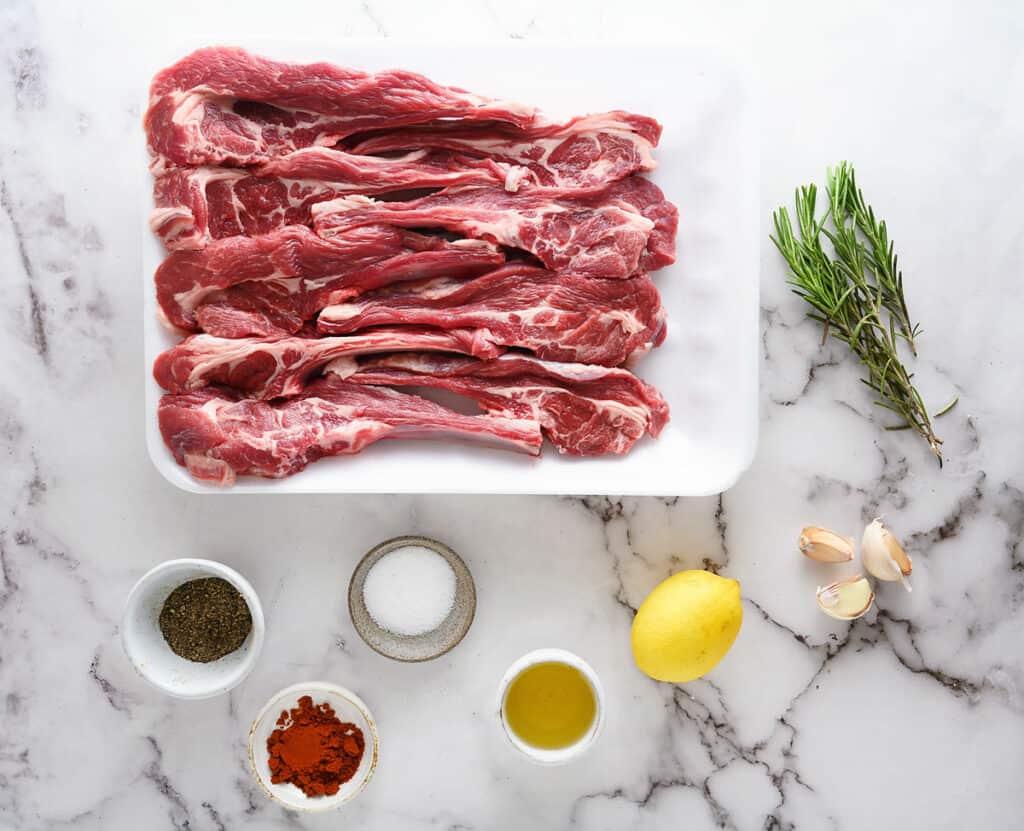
[816,575,875,620]
[799,527,855,563]
[861,518,913,592]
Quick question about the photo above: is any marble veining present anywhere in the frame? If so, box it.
[1,0,1022,829]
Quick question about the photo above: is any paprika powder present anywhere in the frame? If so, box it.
[266,695,365,797]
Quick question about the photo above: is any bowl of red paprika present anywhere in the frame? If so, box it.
[248,681,379,812]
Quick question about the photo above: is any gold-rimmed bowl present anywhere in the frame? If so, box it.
[248,681,379,812]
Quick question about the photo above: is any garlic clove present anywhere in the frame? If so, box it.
[816,575,874,620]
[799,527,855,563]
[861,518,913,592]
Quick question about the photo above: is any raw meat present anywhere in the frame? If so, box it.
[159,379,543,486]
[146,46,537,167]
[153,328,503,399]
[146,48,682,484]
[155,225,503,335]
[313,175,677,278]
[317,264,666,366]
[151,148,524,250]
[615,175,679,275]
[329,352,670,455]
[348,111,661,189]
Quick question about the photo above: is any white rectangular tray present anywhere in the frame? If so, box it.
[144,42,759,495]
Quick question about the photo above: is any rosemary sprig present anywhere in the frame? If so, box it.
[771,163,948,466]
[828,163,920,354]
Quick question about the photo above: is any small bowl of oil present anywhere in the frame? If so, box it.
[496,648,605,765]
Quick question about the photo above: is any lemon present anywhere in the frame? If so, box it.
[631,570,742,683]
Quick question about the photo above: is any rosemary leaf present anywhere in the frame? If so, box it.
[934,397,960,418]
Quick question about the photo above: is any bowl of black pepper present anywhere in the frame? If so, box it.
[121,558,265,699]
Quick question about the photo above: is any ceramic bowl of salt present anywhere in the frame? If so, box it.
[348,535,476,661]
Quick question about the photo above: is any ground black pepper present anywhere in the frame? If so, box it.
[158,577,252,662]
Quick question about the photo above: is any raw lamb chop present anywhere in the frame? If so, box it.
[347,111,661,189]
[146,46,537,167]
[159,379,543,486]
[312,175,677,279]
[328,352,670,455]
[151,148,525,250]
[316,264,666,366]
[155,225,503,335]
[153,328,503,399]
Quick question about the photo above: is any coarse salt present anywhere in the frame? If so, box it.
[362,545,456,637]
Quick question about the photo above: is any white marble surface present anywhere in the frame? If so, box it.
[1,1,1022,829]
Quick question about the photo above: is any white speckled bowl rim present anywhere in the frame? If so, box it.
[348,536,476,662]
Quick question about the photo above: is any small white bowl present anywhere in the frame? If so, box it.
[497,648,605,765]
[121,558,264,699]
[248,681,379,812]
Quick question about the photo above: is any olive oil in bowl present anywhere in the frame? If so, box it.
[499,650,604,763]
